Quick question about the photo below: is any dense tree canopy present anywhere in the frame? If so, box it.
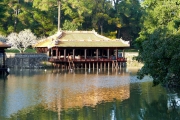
[135,0,180,86]
[0,0,142,42]
[0,0,7,34]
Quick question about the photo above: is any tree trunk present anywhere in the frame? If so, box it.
[58,0,61,31]
[117,28,120,39]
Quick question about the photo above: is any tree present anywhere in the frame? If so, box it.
[115,0,142,41]
[0,35,7,42]
[0,0,142,39]
[7,29,37,53]
[62,20,78,30]
[90,0,112,35]
[0,0,5,19]
[0,0,7,34]
[135,0,180,86]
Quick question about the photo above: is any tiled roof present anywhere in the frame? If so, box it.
[0,42,11,48]
[35,31,130,48]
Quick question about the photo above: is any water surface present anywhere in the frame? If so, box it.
[0,68,180,120]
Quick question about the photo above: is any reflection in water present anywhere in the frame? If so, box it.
[0,68,180,120]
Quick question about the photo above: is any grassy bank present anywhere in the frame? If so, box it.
[5,48,36,53]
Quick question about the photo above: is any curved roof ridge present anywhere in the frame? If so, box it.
[35,31,63,47]
[93,32,111,41]
[63,30,94,33]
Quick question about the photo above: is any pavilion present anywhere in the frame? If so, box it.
[35,30,130,69]
[0,41,11,75]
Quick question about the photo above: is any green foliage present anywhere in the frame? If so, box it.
[62,20,78,31]
[104,31,117,39]
[0,0,142,40]
[0,0,7,34]
[33,0,56,11]
[135,0,180,86]
[114,0,142,41]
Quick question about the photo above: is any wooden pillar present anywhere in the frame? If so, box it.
[104,62,106,69]
[58,50,61,59]
[64,49,66,60]
[100,62,102,70]
[96,49,98,60]
[93,62,94,71]
[56,48,58,59]
[84,49,87,59]
[97,62,98,69]
[108,62,110,69]
[73,49,75,59]
[123,49,125,58]
[107,48,110,59]
[66,63,67,69]
[51,48,53,58]
[48,49,51,57]
[85,63,87,69]
[116,61,118,69]
[2,50,5,67]
[115,48,118,60]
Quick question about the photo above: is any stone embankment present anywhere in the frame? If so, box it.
[5,52,143,69]
[6,53,48,69]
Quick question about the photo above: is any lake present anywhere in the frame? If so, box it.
[0,68,180,120]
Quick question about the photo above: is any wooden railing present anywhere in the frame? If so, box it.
[48,57,127,62]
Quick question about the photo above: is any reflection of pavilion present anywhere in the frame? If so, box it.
[51,86,129,110]
[42,73,130,112]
